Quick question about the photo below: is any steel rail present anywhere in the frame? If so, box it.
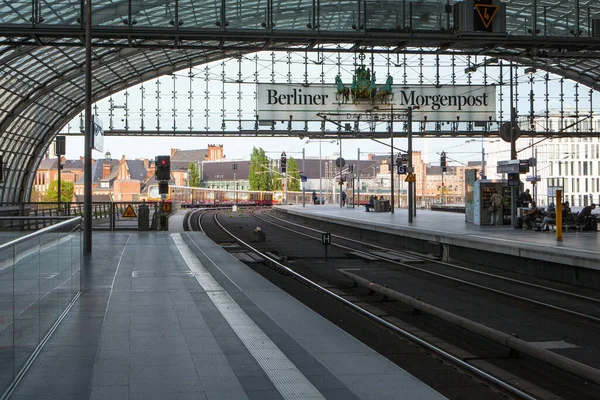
[340,269,600,389]
[253,210,600,324]
[264,210,600,305]
[202,210,537,400]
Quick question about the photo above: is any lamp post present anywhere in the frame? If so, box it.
[509,61,517,227]
[319,140,322,203]
[232,162,237,205]
[408,107,414,223]
[339,137,343,207]
[390,104,394,213]
[302,148,305,207]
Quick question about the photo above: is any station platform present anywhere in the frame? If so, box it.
[273,205,600,287]
[9,232,445,400]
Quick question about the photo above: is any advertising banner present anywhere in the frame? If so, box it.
[92,115,104,152]
[257,83,496,122]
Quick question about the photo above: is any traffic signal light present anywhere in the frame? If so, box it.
[55,136,66,156]
[280,152,287,173]
[155,155,171,181]
[440,151,447,172]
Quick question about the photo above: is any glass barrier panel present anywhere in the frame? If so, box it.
[0,1,30,24]
[38,230,60,342]
[0,245,15,393]
[39,0,79,26]
[225,0,267,30]
[13,236,42,379]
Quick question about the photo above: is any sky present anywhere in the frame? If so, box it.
[60,51,588,167]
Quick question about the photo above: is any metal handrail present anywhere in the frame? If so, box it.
[0,216,82,252]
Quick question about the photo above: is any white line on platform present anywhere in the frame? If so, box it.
[172,233,325,400]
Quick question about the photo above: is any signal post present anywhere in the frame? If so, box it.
[155,155,171,230]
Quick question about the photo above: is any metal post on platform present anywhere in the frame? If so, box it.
[83,0,93,254]
[57,154,61,215]
[441,169,444,205]
[233,162,237,205]
[302,148,305,207]
[408,107,414,223]
[556,189,563,241]
[357,148,361,208]
[390,105,394,214]
[510,61,517,228]
[339,137,343,207]
[319,140,322,203]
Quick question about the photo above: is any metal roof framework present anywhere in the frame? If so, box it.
[2,0,600,202]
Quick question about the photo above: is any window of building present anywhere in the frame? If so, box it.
[585,178,589,192]
[585,144,589,158]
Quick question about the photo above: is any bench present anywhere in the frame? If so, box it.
[547,213,584,232]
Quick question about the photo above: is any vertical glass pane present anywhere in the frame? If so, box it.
[13,237,41,376]
[39,230,59,341]
[0,245,15,393]
[40,0,79,25]
[57,228,72,312]
[71,223,82,295]
[0,1,30,24]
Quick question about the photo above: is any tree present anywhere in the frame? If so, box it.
[287,157,301,191]
[188,162,200,187]
[271,171,283,190]
[45,180,74,202]
[249,147,271,191]
[30,189,44,202]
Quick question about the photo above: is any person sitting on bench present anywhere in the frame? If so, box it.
[365,195,376,212]
[519,201,538,230]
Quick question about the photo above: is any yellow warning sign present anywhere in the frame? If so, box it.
[162,202,172,213]
[405,173,416,183]
[475,4,498,29]
[122,204,137,218]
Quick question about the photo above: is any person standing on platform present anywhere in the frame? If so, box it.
[519,189,532,208]
[341,190,347,207]
[312,190,318,205]
[489,189,503,226]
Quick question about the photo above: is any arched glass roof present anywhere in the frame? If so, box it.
[1,0,599,201]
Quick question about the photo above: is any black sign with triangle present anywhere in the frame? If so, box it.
[474,1,499,31]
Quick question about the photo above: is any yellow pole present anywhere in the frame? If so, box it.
[556,189,563,242]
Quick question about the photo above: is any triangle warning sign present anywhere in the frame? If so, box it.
[122,204,137,218]
[405,173,416,183]
[475,4,498,29]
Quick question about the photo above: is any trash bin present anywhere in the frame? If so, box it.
[159,215,168,231]
[138,203,149,231]
[381,200,390,212]
[374,200,382,212]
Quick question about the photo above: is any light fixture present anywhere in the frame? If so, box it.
[524,67,537,75]
[464,65,477,75]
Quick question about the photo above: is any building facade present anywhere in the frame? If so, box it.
[486,117,600,207]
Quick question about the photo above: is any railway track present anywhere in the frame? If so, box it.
[189,208,600,400]
[256,209,600,323]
